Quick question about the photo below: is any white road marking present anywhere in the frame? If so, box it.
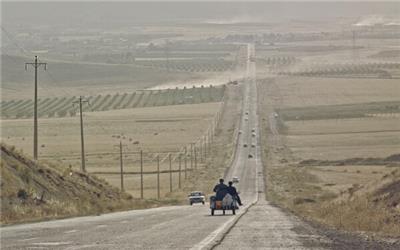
[32,241,72,246]
[18,237,38,241]
[190,215,237,250]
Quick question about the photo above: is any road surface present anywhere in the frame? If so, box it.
[1,44,329,250]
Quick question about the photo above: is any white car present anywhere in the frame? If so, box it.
[232,177,240,183]
[188,191,205,205]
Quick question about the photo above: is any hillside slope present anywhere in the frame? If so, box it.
[0,144,155,224]
[316,169,400,237]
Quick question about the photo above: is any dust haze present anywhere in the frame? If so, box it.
[1,1,400,249]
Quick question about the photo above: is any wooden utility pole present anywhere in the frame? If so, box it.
[114,141,126,191]
[178,154,182,189]
[204,135,207,159]
[25,56,46,160]
[140,150,144,199]
[157,155,160,199]
[73,96,89,172]
[190,143,194,169]
[169,153,172,192]
[184,146,187,179]
[194,146,197,169]
[199,138,203,163]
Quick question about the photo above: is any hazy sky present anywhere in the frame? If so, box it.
[2,1,399,28]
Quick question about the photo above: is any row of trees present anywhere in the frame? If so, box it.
[2,85,226,119]
[135,60,235,72]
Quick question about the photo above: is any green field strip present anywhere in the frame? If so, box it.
[12,100,36,118]
[131,91,144,108]
[38,97,60,117]
[93,94,111,111]
[102,93,120,111]
[175,87,185,105]
[112,93,128,109]
[192,87,202,104]
[122,93,136,108]
[1,100,17,110]
[141,91,153,107]
[136,91,150,107]
[3,99,32,114]
[2,86,226,119]
[147,90,161,107]
[81,95,95,112]
[42,97,69,117]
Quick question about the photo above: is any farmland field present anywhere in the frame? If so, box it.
[258,75,400,236]
[1,85,225,119]
[1,102,222,198]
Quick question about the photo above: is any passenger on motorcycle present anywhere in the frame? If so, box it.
[227,181,243,206]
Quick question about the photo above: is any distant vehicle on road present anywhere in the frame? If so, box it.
[232,177,240,183]
[248,154,253,158]
[251,128,256,132]
[238,130,242,135]
[188,191,205,205]
[228,80,239,85]
[251,144,256,148]
[243,143,248,148]
[252,133,256,137]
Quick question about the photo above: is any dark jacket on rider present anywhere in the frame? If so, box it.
[213,183,228,193]
[214,183,228,201]
[227,186,238,197]
[227,184,243,205]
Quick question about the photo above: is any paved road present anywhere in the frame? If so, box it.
[1,44,327,250]
[215,44,329,250]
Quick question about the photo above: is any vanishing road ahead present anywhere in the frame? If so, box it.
[1,44,329,250]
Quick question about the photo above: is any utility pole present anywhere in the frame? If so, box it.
[204,135,207,159]
[157,155,160,200]
[178,154,182,189]
[184,146,187,179]
[114,141,127,191]
[140,150,144,199]
[190,143,194,169]
[25,56,46,160]
[73,96,89,172]
[199,138,203,163]
[194,146,197,169]
[169,153,172,192]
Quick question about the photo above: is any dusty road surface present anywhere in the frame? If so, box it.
[1,44,329,250]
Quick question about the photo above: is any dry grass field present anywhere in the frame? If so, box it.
[1,102,222,198]
[258,76,400,237]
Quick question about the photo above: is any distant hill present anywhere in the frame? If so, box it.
[0,144,157,224]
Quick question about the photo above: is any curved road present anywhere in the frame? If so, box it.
[1,44,328,250]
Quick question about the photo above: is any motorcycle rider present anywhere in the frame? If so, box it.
[227,181,243,206]
[213,178,228,200]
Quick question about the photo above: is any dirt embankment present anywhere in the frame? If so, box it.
[315,169,400,238]
[0,144,160,225]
